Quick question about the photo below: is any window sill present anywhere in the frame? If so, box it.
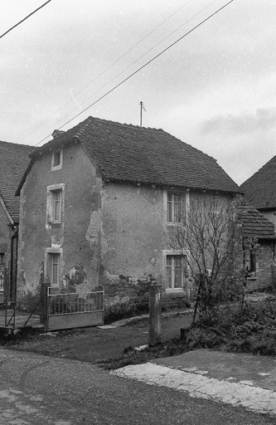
[165,288,186,298]
[51,165,62,172]
[48,221,62,228]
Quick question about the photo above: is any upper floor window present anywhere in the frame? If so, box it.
[46,183,64,225]
[167,191,185,223]
[52,190,62,222]
[51,149,63,171]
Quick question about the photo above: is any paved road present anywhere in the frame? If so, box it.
[0,348,273,424]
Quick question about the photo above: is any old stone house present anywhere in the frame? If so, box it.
[0,141,34,304]
[16,116,241,316]
[238,203,276,292]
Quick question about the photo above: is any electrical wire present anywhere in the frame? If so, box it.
[34,0,234,146]
[0,1,52,39]
[23,0,193,142]
[52,0,219,131]
[32,0,221,142]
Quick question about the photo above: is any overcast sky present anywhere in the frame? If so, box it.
[1,0,276,185]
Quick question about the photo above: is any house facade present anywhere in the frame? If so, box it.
[0,141,34,304]
[16,116,241,316]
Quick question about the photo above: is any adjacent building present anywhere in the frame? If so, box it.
[238,203,276,292]
[241,156,276,230]
[0,141,34,304]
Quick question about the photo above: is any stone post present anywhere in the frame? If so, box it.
[149,279,162,346]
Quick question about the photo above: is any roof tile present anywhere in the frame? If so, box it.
[0,141,34,222]
[32,116,240,193]
[240,155,276,209]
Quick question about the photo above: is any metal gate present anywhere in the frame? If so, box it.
[45,286,104,331]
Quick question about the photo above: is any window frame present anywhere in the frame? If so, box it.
[44,248,63,287]
[162,249,189,292]
[51,148,63,171]
[46,183,65,225]
[165,190,189,226]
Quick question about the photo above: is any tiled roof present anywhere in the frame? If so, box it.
[31,116,240,193]
[238,203,275,239]
[0,141,34,222]
[240,155,276,209]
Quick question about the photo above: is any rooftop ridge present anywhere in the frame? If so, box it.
[0,140,34,149]
[84,116,164,133]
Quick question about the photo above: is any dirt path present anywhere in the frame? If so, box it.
[6,313,193,363]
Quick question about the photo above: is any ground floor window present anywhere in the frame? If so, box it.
[244,249,257,275]
[45,250,62,287]
[51,253,60,286]
[166,255,187,289]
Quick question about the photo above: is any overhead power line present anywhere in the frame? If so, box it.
[23,0,193,142]
[0,1,52,39]
[35,0,234,146]
[40,0,219,137]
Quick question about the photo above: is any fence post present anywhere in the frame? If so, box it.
[149,279,162,346]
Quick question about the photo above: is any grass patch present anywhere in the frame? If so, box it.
[100,298,276,370]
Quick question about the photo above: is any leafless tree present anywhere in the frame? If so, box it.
[169,195,246,321]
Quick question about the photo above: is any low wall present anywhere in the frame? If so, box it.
[102,274,190,321]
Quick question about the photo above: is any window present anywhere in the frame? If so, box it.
[53,151,61,167]
[51,149,63,171]
[166,255,187,289]
[50,253,60,286]
[245,249,257,276]
[45,248,63,287]
[167,191,185,223]
[46,184,64,224]
[52,190,62,222]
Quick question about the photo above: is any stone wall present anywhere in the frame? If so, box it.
[246,241,276,292]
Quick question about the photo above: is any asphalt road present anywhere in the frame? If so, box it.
[0,348,273,425]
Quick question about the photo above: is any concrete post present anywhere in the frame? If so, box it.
[149,279,162,346]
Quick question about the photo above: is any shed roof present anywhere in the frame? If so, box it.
[238,203,275,239]
[29,116,240,194]
[0,141,34,222]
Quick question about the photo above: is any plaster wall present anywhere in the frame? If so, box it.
[17,142,102,298]
[101,182,165,281]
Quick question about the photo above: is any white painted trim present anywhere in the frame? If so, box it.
[163,189,167,227]
[0,196,14,225]
[162,249,189,291]
[46,183,65,225]
[51,148,63,171]
[44,247,63,287]
[164,189,187,225]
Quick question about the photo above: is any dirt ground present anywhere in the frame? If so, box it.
[6,312,193,363]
